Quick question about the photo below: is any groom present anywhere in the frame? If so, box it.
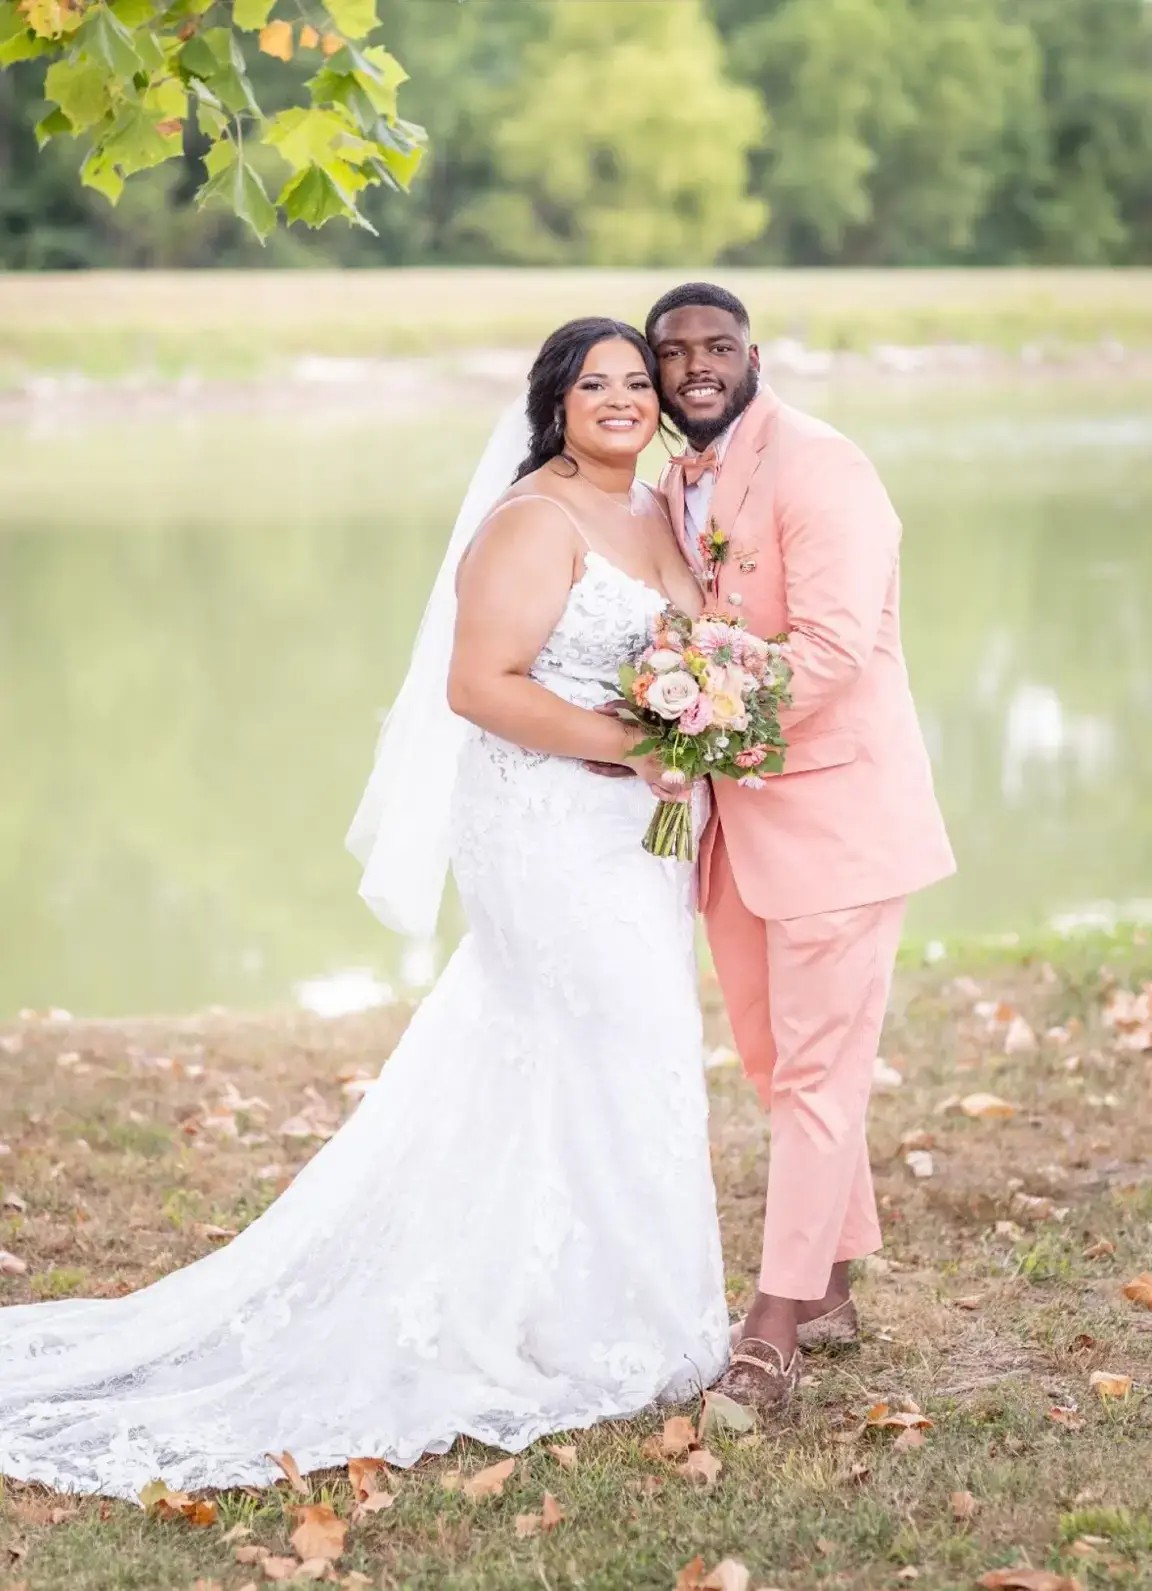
[647,282,955,1412]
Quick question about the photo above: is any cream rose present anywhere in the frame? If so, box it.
[646,669,701,721]
[646,647,684,674]
[705,664,750,730]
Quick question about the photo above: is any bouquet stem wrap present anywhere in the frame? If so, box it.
[643,794,695,861]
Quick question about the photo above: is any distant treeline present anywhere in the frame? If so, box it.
[1,0,1150,270]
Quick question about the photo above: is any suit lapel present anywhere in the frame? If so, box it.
[660,457,694,570]
[708,388,778,539]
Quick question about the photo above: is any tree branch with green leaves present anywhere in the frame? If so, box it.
[0,0,425,238]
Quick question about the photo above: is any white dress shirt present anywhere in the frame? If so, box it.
[683,415,743,543]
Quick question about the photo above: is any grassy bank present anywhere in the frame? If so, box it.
[2,934,1151,1590]
[2,268,1151,387]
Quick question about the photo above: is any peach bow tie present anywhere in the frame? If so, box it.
[671,445,719,488]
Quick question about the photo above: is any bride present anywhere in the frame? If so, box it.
[0,317,729,1499]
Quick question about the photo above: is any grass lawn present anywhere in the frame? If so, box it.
[2,933,1151,1590]
[2,268,1151,387]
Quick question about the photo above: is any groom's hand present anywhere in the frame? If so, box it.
[584,701,636,779]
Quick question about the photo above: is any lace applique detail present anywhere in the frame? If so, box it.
[0,552,728,1499]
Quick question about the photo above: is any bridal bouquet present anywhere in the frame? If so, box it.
[617,608,793,861]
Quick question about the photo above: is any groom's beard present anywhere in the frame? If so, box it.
[663,365,760,452]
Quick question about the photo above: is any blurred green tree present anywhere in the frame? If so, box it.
[451,0,767,266]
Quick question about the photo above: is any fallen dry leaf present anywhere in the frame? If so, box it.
[546,1443,578,1470]
[952,1489,978,1520]
[194,1223,236,1243]
[0,1250,28,1276]
[514,1512,540,1539]
[896,1571,920,1584]
[266,1450,309,1496]
[462,1456,515,1500]
[347,1456,389,1501]
[234,1545,269,1566]
[905,1149,935,1179]
[1004,1015,1038,1054]
[865,1402,934,1432]
[291,1503,346,1564]
[2,1192,27,1212]
[660,1414,698,1457]
[259,1558,302,1583]
[440,1469,462,1492]
[977,1570,1083,1591]
[1048,1406,1086,1431]
[953,1295,984,1310]
[703,1561,751,1591]
[698,1389,756,1439]
[1089,1370,1133,1399]
[893,1426,926,1452]
[679,1447,722,1486]
[677,1558,707,1591]
[961,1093,1018,1120]
[1081,1239,1116,1260]
[541,1491,565,1531]
[138,1480,217,1526]
[899,1129,936,1152]
[294,1559,335,1582]
[352,1490,395,1521]
[1121,1273,1152,1309]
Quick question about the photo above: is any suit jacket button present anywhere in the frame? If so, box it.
[727,591,743,606]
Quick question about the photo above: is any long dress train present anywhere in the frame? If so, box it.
[0,546,728,1499]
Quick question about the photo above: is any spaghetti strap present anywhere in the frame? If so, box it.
[483,493,593,548]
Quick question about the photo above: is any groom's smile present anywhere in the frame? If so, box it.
[648,301,761,447]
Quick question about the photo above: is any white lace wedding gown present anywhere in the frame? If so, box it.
[0,545,728,1499]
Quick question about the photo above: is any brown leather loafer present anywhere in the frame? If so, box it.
[712,1337,801,1417]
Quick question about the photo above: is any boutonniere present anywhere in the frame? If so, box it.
[697,517,757,599]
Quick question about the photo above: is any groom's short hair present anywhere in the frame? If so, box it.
[645,282,751,344]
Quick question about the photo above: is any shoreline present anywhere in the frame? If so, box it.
[2,338,1150,428]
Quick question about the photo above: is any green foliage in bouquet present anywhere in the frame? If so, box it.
[0,0,424,238]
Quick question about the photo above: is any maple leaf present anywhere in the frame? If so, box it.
[1121,1273,1152,1309]
[1089,1370,1133,1399]
[541,1492,564,1531]
[679,1448,722,1486]
[547,1443,578,1470]
[865,1403,934,1432]
[462,1457,515,1500]
[138,1480,217,1525]
[290,1503,346,1563]
[266,1450,310,1495]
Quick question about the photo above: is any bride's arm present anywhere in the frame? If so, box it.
[448,499,639,765]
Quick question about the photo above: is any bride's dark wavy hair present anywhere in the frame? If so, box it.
[513,317,660,482]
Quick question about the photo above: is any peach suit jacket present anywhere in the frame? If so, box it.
[660,386,956,921]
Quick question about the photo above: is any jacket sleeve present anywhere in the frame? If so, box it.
[775,435,901,730]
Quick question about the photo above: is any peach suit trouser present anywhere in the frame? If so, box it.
[705,825,906,1300]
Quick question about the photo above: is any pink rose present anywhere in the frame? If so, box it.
[646,669,701,721]
[678,693,714,735]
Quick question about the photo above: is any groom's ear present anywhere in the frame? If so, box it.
[749,342,761,374]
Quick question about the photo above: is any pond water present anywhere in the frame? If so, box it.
[2,372,1149,1017]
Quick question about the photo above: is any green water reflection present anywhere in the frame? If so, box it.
[2,377,1149,1016]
